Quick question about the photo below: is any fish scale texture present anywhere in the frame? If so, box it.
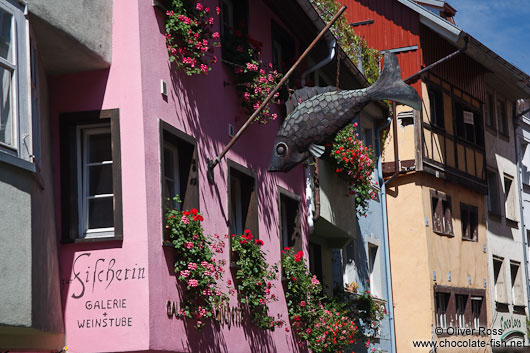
[278,88,368,151]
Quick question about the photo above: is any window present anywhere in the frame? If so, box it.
[78,125,115,238]
[368,244,380,298]
[60,109,122,241]
[485,92,495,130]
[431,191,453,236]
[429,86,444,129]
[497,98,508,137]
[455,294,468,328]
[309,242,323,285]
[493,256,508,304]
[487,170,501,215]
[271,21,295,74]
[228,162,258,237]
[160,123,198,212]
[471,297,483,329]
[435,292,450,329]
[454,101,483,146]
[0,0,30,163]
[279,189,301,252]
[510,261,525,306]
[460,203,478,241]
[220,0,249,62]
[503,174,518,223]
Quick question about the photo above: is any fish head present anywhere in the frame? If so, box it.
[268,136,310,173]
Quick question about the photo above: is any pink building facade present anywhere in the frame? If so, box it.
[0,0,389,352]
[54,1,308,352]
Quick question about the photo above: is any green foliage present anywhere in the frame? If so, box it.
[282,249,386,352]
[165,0,220,75]
[310,0,381,84]
[222,31,283,124]
[230,231,281,329]
[330,123,377,216]
[165,197,227,329]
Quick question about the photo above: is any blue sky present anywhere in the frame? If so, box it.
[453,0,530,75]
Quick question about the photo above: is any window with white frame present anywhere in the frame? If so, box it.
[59,109,122,242]
[0,0,30,162]
[368,243,380,298]
[78,125,114,238]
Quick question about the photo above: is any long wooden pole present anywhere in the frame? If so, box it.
[208,5,347,181]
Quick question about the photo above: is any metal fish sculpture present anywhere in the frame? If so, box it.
[268,51,421,172]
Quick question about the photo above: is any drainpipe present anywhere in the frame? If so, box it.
[513,112,530,312]
[301,39,337,87]
[377,117,397,353]
[384,102,399,186]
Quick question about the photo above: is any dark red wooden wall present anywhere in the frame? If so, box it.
[340,0,423,94]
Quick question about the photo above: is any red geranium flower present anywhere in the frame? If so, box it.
[256,239,264,246]
[190,208,198,215]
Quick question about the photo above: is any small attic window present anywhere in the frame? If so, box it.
[398,110,414,127]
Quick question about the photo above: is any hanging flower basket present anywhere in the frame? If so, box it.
[330,122,377,216]
[165,0,220,76]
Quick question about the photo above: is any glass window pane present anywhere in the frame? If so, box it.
[0,65,12,145]
[0,9,12,62]
[88,164,113,195]
[88,197,114,229]
[164,148,174,179]
[88,133,112,162]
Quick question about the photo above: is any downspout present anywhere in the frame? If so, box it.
[301,39,337,87]
[301,38,337,224]
[378,117,397,353]
[513,112,530,312]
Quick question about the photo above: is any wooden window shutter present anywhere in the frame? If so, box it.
[479,297,487,326]
[463,295,473,328]
[443,198,452,235]
[432,195,443,233]
[462,207,470,239]
[445,292,456,327]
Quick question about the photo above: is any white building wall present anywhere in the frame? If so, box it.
[485,92,528,345]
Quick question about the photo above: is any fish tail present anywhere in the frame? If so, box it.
[368,52,422,111]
